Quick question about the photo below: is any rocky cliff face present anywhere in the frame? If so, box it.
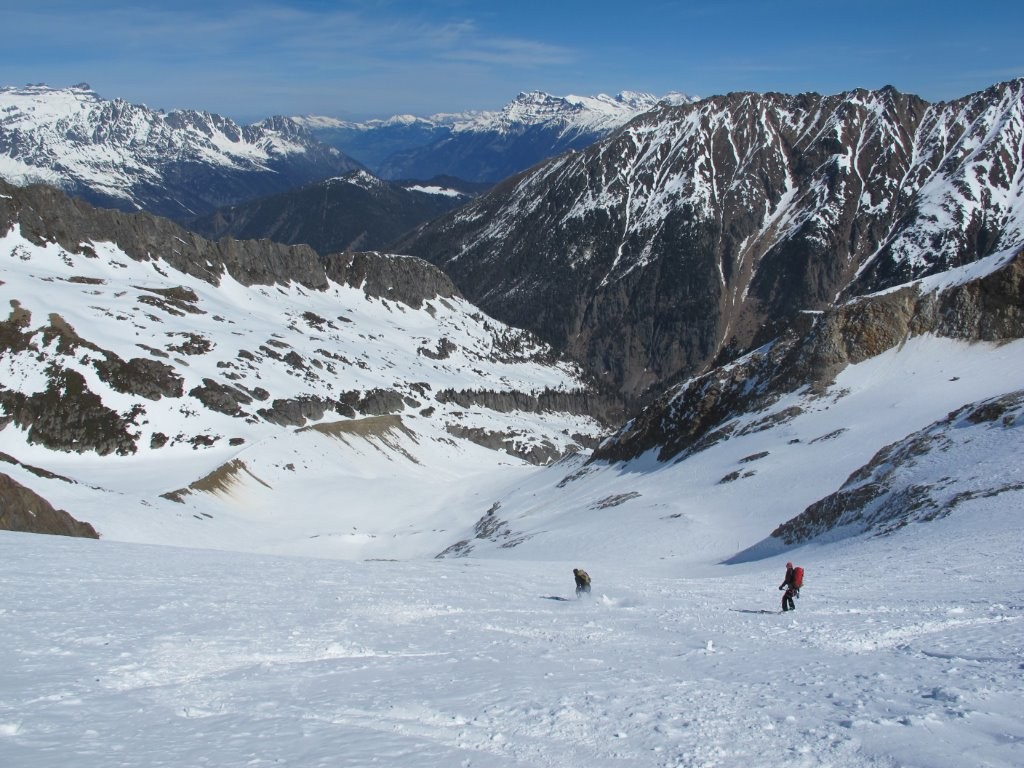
[0,471,98,538]
[1,178,490,312]
[399,80,1024,403]
[0,179,330,289]
[594,247,1024,464]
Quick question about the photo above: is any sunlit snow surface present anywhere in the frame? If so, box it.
[2,292,1022,765]
[2,167,1024,765]
[1,509,1021,767]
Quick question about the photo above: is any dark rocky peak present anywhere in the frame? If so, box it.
[399,81,1024,403]
[187,169,476,256]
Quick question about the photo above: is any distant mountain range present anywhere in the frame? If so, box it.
[0,83,363,221]
[293,90,694,182]
[0,84,689,241]
[191,91,692,253]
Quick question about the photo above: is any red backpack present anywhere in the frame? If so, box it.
[792,566,804,589]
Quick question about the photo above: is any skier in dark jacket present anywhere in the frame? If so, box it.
[778,561,799,612]
[573,568,591,598]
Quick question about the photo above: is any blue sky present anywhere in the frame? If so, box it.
[2,0,1021,122]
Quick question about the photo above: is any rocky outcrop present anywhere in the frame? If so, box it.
[770,390,1024,544]
[435,501,533,557]
[324,250,460,309]
[0,302,183,454]
[189,379,254,416]
[0,367,139,456]
[0,472,99,538]
[445,424,561,465]
[595,248,1024,463]
[435,387,624,428]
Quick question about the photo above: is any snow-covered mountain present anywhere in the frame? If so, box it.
[426,246,1024,563]
[2,175,1021,566]
[399,79,1024,401]
[2,85,1022,768]
[0,84,363,220]
[295,90,693,182]
[0,179,615,557]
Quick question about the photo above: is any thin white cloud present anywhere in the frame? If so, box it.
[442,37,575,67]
[0,1,580,117]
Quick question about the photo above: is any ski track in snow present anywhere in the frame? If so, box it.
[1,520,1021,768]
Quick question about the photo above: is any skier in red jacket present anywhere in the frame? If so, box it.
[778,561,800,612]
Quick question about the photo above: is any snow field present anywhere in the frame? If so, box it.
[2,501,1020,768]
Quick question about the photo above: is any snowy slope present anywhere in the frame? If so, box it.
[2,102,1023,768]
[764,389,1024,545]
[1,496,1020,767]
[435,334,1024,566]
[425,244,1024,566]
[0,184,606,558]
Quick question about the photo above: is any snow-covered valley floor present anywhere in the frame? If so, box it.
[2,497,1021,768]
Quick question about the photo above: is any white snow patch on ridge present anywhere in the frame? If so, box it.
[405,184,464,197]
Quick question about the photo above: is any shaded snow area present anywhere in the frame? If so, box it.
[1,518,1020,768]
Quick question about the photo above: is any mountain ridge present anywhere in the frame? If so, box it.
[188,170,487,255]
[1,81,1022,567]
[397,78,1024,402]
